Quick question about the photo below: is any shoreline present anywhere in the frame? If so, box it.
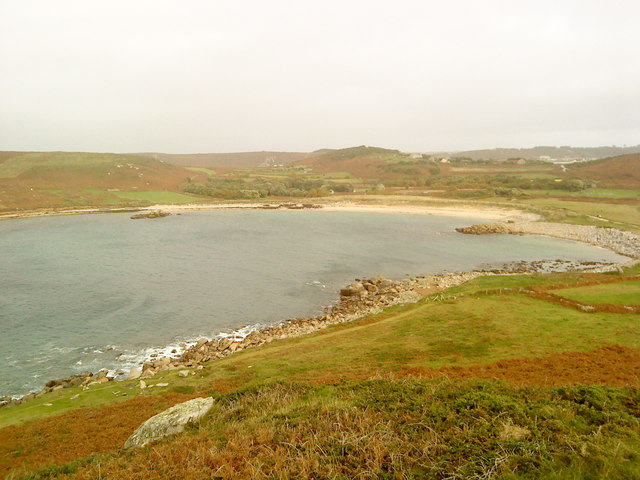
[1,256,633,406]
[0,200,539,223]
[456,221,640,261]
[2,204,639,406]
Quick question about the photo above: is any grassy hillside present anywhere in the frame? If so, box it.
[133,151,322,168]
[0,152,205,211]
[1,267,639,479]
[451,145,640,161]
[1,148,638,233]
[296,145,407,178]
[566,154,640,189]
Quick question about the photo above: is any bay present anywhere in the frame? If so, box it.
[0,210,626,397]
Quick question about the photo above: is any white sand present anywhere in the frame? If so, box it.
[142,202,539,222]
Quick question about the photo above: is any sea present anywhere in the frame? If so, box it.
[0,210,627,398]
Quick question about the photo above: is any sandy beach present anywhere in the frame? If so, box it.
[0,201,539,223]
[137,201,540,222]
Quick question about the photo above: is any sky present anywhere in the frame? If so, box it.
[0,0,638,153]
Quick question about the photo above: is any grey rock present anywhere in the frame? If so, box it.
[124,397,214,448]
[127,367,142,380]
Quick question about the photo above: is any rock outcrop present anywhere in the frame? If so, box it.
[455,223,514,235]
[124,397,214,448]
[130,210,171,220]
[456,221,640,259]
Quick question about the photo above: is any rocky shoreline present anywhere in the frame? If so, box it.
[456,221,640,260]
[2,219,638,409]
[0,256,624,409]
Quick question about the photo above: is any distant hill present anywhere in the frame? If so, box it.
[297,145,403,178]
[0,151,32,164]
[566,153,640,189]
[451,145,640,162]
[133,151,322,168]
[0,151,199,211]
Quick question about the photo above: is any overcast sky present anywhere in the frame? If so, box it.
[0,0,638,153]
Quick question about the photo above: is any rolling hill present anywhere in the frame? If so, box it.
[566,153,640,189]
[296,145,410,178]
[133,151,323,168]
[451,145,640,161]
[0,151,203,211]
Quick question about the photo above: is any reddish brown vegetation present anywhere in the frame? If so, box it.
[568,154,640,188]
[522,290,640,313]
[401,345,640,387]
[2,346,639,479]
[6,160,192,192]
[0,153,199,211]
[532,274,640,292]
[306,153,388,178]
[517,275,640,313]
[0,393,195,477]
[0,151,32,164]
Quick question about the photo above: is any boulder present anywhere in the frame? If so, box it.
[127,367,142,380]
[140,368,156,378]
[124,397,214,448]
[378,279,396,290]
[87,377,110,386]
[154,357,171,368]
[340,283,367,297]
[218,338,233,351]
[363,283,378,294]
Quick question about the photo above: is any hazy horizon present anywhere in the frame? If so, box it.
[1,0,639,153]
[2,143,640,156]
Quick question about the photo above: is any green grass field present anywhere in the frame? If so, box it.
[113,190,199,204]
[555,280,640,305]
[186,167,217,176]
[527,188,640,199]
[33,189,199,207]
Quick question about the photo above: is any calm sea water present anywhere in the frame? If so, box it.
[0,210,626,397]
